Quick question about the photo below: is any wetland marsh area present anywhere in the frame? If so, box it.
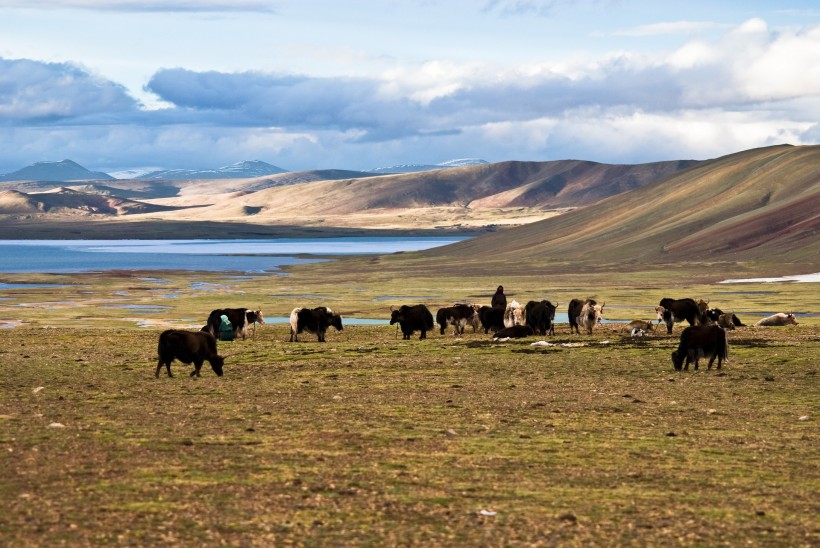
[0,244,818,545]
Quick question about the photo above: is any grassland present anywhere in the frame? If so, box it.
[1,264,818,545]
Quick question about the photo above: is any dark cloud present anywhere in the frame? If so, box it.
[146,68,429,138]
[144,60,696,140]
[0,58,139,123]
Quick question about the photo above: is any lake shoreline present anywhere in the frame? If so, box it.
[0,237,470,274]
[0,218,490,240]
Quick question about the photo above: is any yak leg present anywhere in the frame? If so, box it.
[707,354,717,370]
[156,359,173,378]
[191,360,203,377]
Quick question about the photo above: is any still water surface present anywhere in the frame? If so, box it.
[0,237,467,273]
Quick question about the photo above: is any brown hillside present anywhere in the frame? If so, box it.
[412,145,820,269]
[1,188,179,215]
[0,190,44,214]
[137,159,697,228]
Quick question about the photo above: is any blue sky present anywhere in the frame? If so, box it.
[1,0,819,175]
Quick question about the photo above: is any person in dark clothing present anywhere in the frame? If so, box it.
[491,285,507,309]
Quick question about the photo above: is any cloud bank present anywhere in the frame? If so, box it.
[1,17,819,172]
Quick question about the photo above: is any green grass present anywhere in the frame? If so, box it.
[1,263,818,544]
[1,282,818,546]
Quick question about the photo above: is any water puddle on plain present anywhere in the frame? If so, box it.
[100,305,171,313]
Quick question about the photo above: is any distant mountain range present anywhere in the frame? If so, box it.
[368,158,489,174]
[136,161,288,180]
[0,160,114,182]
[0,158,491,182]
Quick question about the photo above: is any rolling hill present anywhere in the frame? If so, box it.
[408,144,819,270]
[0,188,178,216]
[132,158,698,228]
[0,169,378,199]
[1,158,697,228]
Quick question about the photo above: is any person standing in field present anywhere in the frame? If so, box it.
[492,285,507,310]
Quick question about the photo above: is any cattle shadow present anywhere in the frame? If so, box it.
[510,348,565,355]
[727,338,780,349]
[465,340,503,348]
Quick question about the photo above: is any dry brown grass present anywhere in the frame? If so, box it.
[1,319,817,546]
[1,257,818,545]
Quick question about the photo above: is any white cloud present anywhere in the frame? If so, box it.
[614,21,728,37]
[0,0,277,12]
[2,16,820,172]
[739,25,820,100]
[0,58,138,121]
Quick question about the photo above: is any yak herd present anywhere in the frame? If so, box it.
[155,291,799,378]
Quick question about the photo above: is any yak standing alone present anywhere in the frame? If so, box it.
[156,329,225,378]
[671,324,728,371]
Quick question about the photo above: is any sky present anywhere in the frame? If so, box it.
[1,0,820,175]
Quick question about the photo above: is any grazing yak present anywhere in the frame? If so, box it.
[156,329,225,378]
[477,305,505,334]
[671,324,728,371]
[493,325,535,340]
[704,307,744,327]
[390,304,434,340]
[657,298,702,334]
[568,299,605,335]
[205,307,264,341]
[436,304,477,336]
[524,300,557,336]
[755,313,799,327]
[289,306,343,342]
[717,313,736,330]
[504,300,524,328]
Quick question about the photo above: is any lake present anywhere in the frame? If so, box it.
[0,237,468,273]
